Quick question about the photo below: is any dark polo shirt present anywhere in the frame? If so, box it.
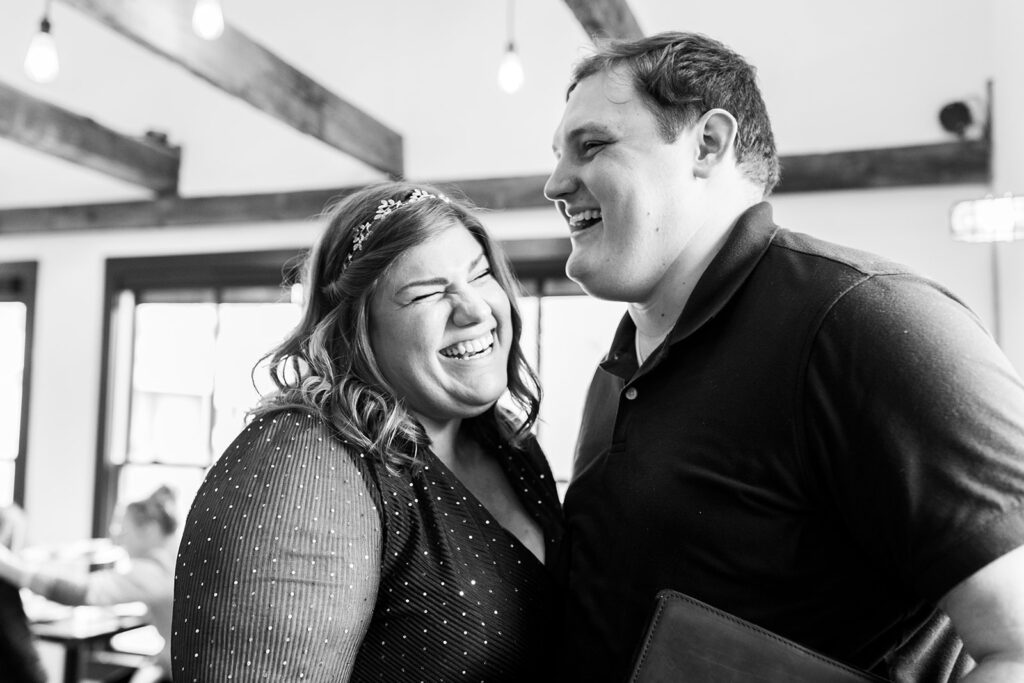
[560,203,1024,682]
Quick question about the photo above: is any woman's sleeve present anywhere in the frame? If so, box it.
[172,411,383,682]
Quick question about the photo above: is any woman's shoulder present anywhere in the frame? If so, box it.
[204,407,383,508]
[221,408,365,469]
[185,408,385,550]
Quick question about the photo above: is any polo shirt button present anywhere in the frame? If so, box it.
[624,387,638,400]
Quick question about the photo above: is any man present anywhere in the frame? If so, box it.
[544,31,1024,682]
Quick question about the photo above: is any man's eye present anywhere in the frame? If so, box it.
[581,140,607,155]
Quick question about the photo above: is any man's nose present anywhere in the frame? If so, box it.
[544,155,576,202]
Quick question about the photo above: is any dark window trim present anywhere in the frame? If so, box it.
[93,240,570,535]
[0,261,37,507]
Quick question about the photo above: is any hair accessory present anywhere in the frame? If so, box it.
[344,189,450,269]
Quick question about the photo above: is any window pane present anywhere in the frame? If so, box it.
[211,302,301,459]
[536,296,624,485]
[0,303,26,465]
[128,303,217,466]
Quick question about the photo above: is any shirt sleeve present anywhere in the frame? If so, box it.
[804,273,1024,600]
[173,410,382,682]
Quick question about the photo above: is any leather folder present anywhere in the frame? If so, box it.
[629,590,890,682]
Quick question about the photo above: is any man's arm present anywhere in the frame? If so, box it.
[941,544,1024,681]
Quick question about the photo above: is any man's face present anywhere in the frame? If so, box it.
[544,66,703,304]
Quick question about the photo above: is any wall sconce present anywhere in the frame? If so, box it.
[950,194,1024,346]
[950,194,1024,243]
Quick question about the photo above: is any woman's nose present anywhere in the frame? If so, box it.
[451,289,491,327]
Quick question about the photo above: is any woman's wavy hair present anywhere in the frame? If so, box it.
[252,181,540,470]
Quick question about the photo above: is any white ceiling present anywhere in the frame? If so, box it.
[0,0,994,210]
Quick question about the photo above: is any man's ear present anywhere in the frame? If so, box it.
[694,108,738,178]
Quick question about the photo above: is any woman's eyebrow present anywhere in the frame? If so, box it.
[395,253,486,295]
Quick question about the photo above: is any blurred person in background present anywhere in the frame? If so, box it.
[0,486,178,682]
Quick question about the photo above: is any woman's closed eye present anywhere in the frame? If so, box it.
[471,268,493,282]
[408,289,445,304]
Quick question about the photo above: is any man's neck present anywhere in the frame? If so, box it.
[628,204,744,340]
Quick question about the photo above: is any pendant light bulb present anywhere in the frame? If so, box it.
[24,17,59,84]
[192,0,225,40]
[498,44,524,94]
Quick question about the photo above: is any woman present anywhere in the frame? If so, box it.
[173,182,563,681]
[0,486,178,682]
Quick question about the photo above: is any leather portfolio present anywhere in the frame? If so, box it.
[628,589,890,682]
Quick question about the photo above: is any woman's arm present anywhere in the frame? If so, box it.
[173,412,383,682]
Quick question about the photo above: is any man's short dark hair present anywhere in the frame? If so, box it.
[571,31,780,195]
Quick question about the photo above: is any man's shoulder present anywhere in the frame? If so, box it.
[768,227,915,280]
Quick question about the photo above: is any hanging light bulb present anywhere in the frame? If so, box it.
[498,44,524,94]
[497,0,524,94]
[192,0,225,40]
[24,10,59,84]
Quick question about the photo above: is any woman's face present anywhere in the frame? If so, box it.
[369,222,513,428]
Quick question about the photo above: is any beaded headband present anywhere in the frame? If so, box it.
[343,189,451,270]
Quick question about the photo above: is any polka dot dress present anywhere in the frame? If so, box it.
[172,410,563,682]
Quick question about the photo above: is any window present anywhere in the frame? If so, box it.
[96,241,624,533]
[517,279,623,497]
[96,252,303,536]
[0,262,37,507]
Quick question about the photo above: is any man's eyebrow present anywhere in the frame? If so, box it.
[395,253,486,295]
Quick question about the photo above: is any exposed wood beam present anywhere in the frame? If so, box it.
[0,140,990,234]
[58,0,403,177]
[0,80,180,194]
[0,176,551,234]
[562,0,644,41]
[775,139,990,193]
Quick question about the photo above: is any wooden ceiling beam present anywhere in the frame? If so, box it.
[0,140,990,234]
[58,0,403,177]
[0,80,180,194]
[562,0,644,41]
[775,139,990,192]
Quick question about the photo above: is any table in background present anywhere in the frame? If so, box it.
[31,605,147,683]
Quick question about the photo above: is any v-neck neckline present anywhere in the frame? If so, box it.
[422,443,550,570]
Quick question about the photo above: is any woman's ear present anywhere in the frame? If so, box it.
[694,108,739,178]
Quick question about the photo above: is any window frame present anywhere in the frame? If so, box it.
[0,261,37,507]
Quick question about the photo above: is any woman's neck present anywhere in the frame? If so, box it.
[417,414,465,469]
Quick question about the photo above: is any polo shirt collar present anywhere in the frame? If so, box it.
[599,201,778,379]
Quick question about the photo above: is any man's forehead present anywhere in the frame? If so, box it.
[552,69,639,146]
